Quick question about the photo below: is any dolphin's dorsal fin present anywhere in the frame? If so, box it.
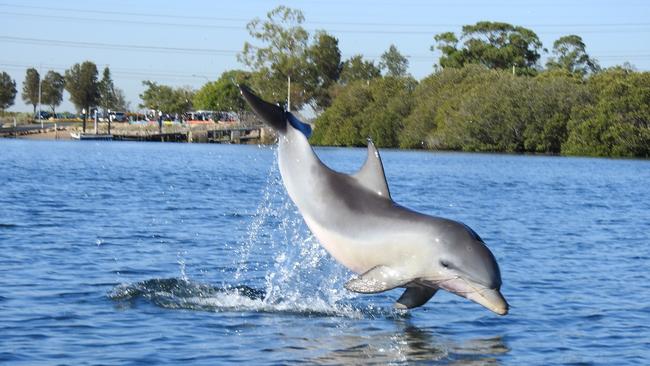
[353,139,391,199]
[344,265,408,293]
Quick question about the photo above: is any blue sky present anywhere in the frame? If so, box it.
[1,0,649,113]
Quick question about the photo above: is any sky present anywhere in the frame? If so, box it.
[1,0,649,113]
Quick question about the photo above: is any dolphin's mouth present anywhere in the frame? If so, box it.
[436,277,509,316]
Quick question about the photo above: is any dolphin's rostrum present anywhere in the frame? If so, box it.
[240,85,508,315]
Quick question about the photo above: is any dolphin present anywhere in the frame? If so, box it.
[239,85,508,315]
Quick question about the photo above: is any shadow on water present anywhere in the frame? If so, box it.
[108,277,386,318]
[109,277,265,308]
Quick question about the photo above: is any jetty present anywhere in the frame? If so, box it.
[106,124,268,143]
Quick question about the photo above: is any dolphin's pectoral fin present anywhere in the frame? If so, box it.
[394,287,438,309]
[344,265,408,294]
[353,139,391,199]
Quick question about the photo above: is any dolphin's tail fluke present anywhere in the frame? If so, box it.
[239,85,287,133]
[239,85,312,138]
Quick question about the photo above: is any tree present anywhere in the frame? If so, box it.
[399,65,501,149]
[193,70,250,111]
[98,67,118,115]
[22,68,40,114]
[563,68,650,157]
[140,81,194,115]
[311,76,416,147]
[172,87,195,116]
[0,71,17,111]
[239,6,309,110]
[305,31,342,110]
[41,71,65,114]
[433,21,543,75]
[379,44,409,77]
[140,81,174,111]
[65,61,100,132]
[546,35,600,76]
[432,32,465,68]
[339,55,381,84]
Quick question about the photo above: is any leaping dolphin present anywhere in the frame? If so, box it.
[239,85,508,315]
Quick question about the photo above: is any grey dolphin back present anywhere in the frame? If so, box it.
[239,85,287,133]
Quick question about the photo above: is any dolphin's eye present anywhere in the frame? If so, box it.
[440,260,452,269]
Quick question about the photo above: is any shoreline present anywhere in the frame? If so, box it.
[16,129,73,140]
[6,129,648,161]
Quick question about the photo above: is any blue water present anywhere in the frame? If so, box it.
[1,139,649,365]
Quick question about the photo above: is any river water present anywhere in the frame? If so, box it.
[1,139,649,365]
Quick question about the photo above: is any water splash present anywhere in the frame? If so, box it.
[232,148,283,281]
[176,250,188,281]
[110,146,390,318]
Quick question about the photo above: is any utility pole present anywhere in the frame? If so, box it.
[287,75,291,112]
[38,64,42,129]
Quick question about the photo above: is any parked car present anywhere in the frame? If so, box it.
[110,112,126,122]
[34,111,52,120]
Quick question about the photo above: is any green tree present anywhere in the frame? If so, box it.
[239,6,309,110]
[400,65,501,149]
[140,81,174,111]
[563,68,650,157]
[432,32,465,68]
[522,75,589,153]
[311,80,372,146]
[22,68,40,114]
[98,67,118,115]
[546,35,600,76]
[140,81,194,115]
[0,71,17,111]
[379,44,409,77]
[172,87,195,116]
[41,71,65,114]
[193,70,250,111]
[312,76,416,147]
[430,69,529,152]
[305,31,342,110]
[433,21,543,75]
[339,55,381,84]
[65,61,100,132]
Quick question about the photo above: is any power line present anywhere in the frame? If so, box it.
[0,61,221,83]
[0,11,248,32]
[3,8,650,35]
[0,35,239,56]
[1,2,649,29]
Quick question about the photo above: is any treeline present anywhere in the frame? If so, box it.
[232,7,649,158]
[311,66,650,157]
